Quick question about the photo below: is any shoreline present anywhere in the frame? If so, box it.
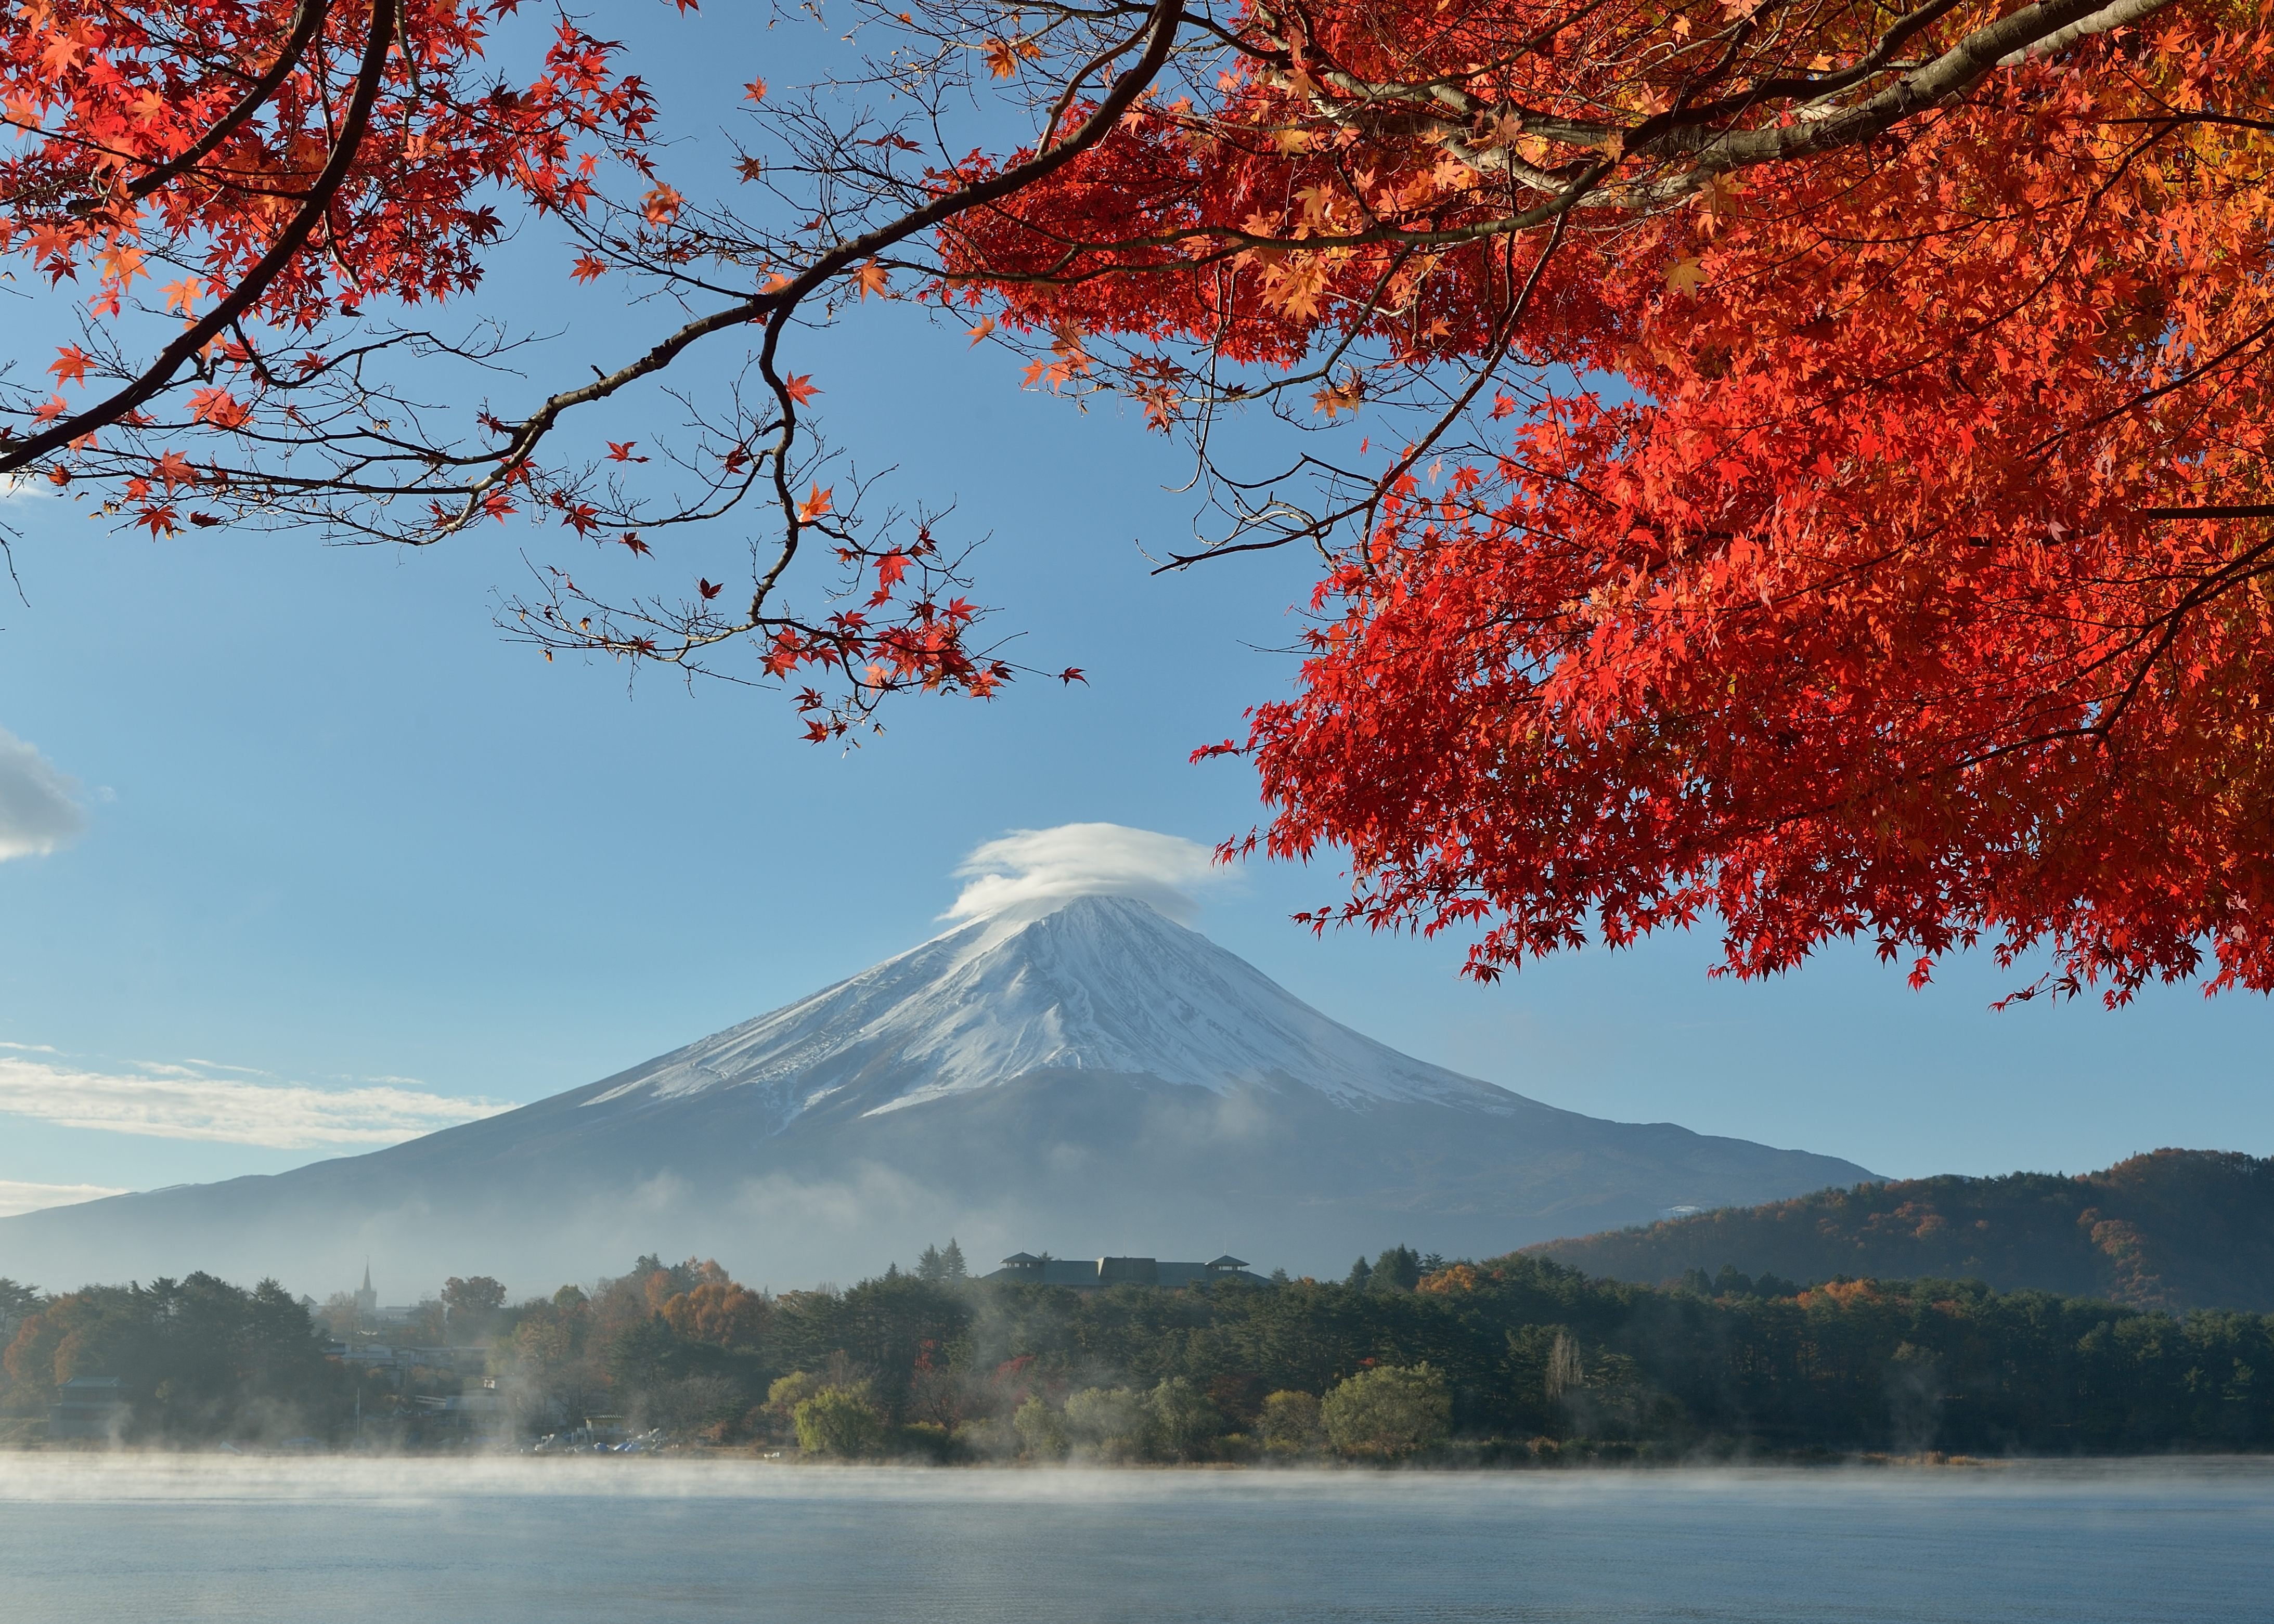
[5,1441,2273,1470]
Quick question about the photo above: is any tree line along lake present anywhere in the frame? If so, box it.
[10,1247,2274,1459]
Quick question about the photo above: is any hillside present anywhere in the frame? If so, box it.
[1527,1149,2274,1311]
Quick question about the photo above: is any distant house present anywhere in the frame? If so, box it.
[414,1390,508,1436]
[48,1376,130,1441]
[339,1345,489,1394]
[986,1252,1265,1289]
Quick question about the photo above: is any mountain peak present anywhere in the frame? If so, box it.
[585,887,1526,1126]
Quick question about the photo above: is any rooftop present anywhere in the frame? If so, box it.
[986,1253,1267,1290]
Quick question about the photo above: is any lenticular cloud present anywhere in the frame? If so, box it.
[945,823,1224,924]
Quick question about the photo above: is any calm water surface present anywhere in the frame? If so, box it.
[2,1456,2268,1622]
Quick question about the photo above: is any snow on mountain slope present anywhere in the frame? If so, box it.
[586,893,1524,1122]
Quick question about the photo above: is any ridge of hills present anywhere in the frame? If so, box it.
[0,894,1874,1292]
[1526,1149,2274,1311]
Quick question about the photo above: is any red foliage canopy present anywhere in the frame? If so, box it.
[6,0,2271,999]
[938,0,2274,1002]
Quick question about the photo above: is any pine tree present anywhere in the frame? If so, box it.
[941,1238,967,1281]
[1345,1257,1373,1290]
[914,1244,946,1283]
[1369,1245,1422,1292]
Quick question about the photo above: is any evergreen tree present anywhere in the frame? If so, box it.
[1369,1245,1422,1292]
[914,1245,945,1283]
[941,1238,967,1281]
[1345,1257,1373,1290]
[1713,1266,1755,1297]
[0,1279,42,1347]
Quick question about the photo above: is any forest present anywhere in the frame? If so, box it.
[5,1243,2273,1461]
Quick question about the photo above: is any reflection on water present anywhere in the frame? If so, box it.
[3,1457,2270,1622]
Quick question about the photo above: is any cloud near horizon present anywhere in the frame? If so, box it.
[946,823,1226,925]
[0,1050,517,1149]
[0,1179,130,1219]
[0,727,86,861]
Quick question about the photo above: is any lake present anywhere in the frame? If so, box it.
[2,1457,2269,1622]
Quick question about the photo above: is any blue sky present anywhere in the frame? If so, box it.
[1,3,2269,1222]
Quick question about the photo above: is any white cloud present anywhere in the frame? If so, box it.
[0,1051,516,1149]
[0,1180,129,1219]
[0,728,85,861]
[0,473,60,503]
[946,822,1225,925]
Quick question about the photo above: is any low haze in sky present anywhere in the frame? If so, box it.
[0,7,2268,1224]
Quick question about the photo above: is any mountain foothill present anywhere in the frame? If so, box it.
[1530,1150,2274,1313]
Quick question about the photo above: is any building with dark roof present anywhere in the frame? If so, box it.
[985,1253,1265,1289]
[48,1376,130,1441]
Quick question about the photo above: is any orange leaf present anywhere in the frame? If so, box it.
[188,388,250,428]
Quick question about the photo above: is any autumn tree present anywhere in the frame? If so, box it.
[1321,1362,1452,1457]
[660,1280,770,1348]
[441,1274,508,1336]
[793,1383,888,1456]
[0,1274,343,1439]
[1258,1387,1323,1452]
[1146,1374,1224,1458]
[944,0,2274,1004]
[8,0,2271,995]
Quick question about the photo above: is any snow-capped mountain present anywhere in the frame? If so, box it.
[0,894,1876,1293]
[589,895,1520,1121]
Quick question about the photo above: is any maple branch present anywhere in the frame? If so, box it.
[123,0,332,202]
[1153,164,1597,574]
[2140,505,2274,519]
[0,0,394,476]
[1278,0,2182,202]
[454,0,1191,553]
[1995,0,2172,63]
[1670,0,2182,170]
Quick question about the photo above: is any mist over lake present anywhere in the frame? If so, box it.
[5,1458,2269,1623]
